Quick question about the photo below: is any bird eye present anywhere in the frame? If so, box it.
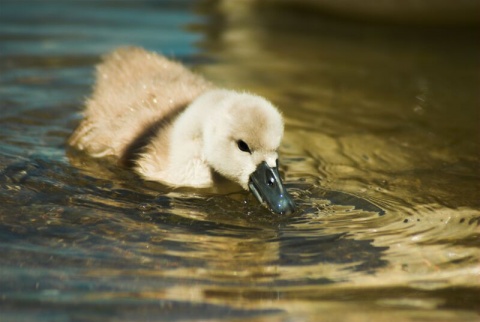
[237,140,251,153]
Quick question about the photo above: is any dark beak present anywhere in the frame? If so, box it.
[248,161,296,215]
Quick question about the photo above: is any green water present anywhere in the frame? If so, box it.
[1,1,479,321]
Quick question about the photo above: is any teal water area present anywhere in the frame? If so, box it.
[1,1,479,321]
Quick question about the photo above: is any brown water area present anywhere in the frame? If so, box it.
[1,1,479,321]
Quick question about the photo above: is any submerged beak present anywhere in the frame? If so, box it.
[248,161,295,215]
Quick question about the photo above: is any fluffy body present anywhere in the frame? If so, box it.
[69,47,284,190]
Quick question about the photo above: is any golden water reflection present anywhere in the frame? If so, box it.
[1,1,479,321]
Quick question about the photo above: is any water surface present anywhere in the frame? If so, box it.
[1,1,479,321]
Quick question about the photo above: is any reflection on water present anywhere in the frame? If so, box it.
[1,1,479,321]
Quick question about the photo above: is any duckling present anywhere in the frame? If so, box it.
[69,47,295,214]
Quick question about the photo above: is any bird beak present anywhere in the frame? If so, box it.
[248,161,296,215]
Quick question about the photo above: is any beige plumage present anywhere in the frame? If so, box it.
[69,47,295,214]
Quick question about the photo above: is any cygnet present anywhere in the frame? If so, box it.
[69,47,295,214]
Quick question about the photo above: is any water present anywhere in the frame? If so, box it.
[1,1,479,321]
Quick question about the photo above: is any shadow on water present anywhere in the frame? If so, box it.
[0,153,388,264]
[1,0,479,321]
[0,154,390,320]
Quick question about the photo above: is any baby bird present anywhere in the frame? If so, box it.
[69,47,295,215]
